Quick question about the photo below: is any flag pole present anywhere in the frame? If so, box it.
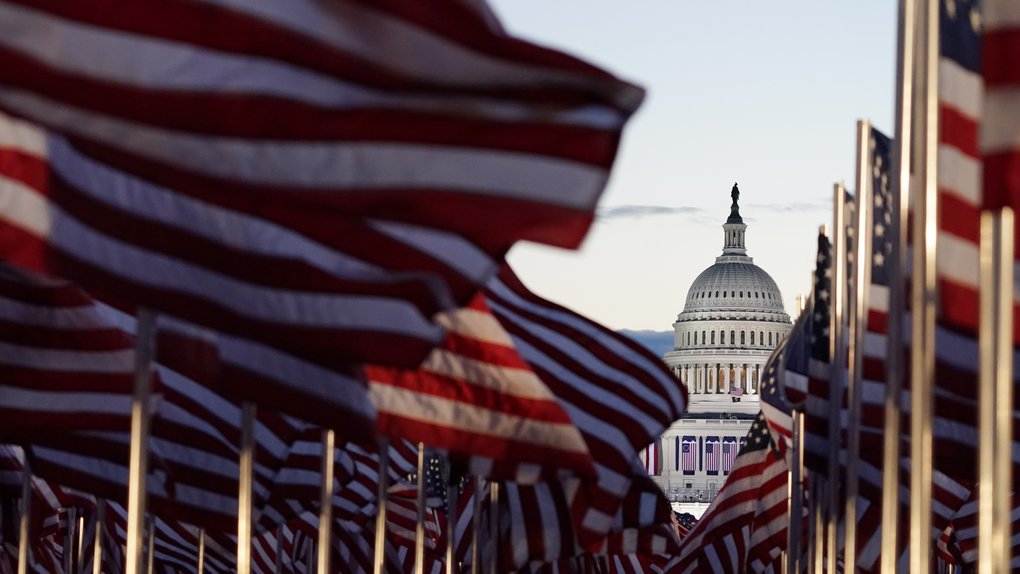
[238,401,256,574]
[16,455,29,574]
[828,182,848,574]
[909,0,938,570]
[146,518,155,574]
[845,119,873,574]
[414,442,426,574]
[126,308,157,574]
[372,437,390,574]
[92,500,105,574]
[978,208,1014,574]
[883,0,918,571]
[470,476,483,574]
[197,528,205,574]
[446,477,459,574]
[812,479,825,574]
[786,408,803,574]
[317,429,334,574]
[487,482,499,574]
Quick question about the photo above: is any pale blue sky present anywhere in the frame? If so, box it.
[489,1,898,331]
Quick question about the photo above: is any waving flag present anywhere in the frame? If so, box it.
[366,294,594,483]
[0,0,643,372]
[665,414,788,574]
[483,265,687,548]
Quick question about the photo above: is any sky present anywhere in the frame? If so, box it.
[487,1,898,331]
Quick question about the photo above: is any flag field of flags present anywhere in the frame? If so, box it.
[0,1,1019,573]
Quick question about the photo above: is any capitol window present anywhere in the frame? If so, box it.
[730,330,735,345]
[741,331,745,345]
[710,332,715,344]
[750,331,755,345]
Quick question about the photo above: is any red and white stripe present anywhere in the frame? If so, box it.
[483,265,687,549]
[0,1,640,249]
[366,295,594,484]
[980,2,1020,219]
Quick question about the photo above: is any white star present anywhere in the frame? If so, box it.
[876,222,885,237]
[874,251,885,267]
[946,0,957,19]
[875,193,884,209]
[970,6,981,32]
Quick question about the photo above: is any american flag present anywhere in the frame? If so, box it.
[704,437,720,475]
[0,0,642,375]
[665,414,788,574]
[681,436,697,475]
[366,294,596,484]
[781,231,832,474]
[641,443,661,477]
[981,2,1020,215]
[484,265,687,549]
[721,438,738,474]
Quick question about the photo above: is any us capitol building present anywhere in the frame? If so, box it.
[646,184,791,516]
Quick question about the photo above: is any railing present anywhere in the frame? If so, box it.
[665,487,718,503]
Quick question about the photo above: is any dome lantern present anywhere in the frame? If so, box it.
[722,183,747,256]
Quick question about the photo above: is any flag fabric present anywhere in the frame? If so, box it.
[982,0,1020,220]
[721,437,739,474]
[483,265,687,548]
[681,437,697,475]
[781,231,833,474]
[0,0,643,373]
[664,414,789,574]
[641,443,661,477]
[704,437,720,475]
[366,294,595,484]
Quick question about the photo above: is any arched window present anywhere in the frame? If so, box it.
[710,331,715,345]
[760,331,764,346]
[741,331,746,345]
[715,291,719,297]
[750,331,755,345]
[768,332,773,345]
[739,291,743,298]
[702,331,706,345]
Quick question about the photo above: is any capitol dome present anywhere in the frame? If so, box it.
[663,183,791,407]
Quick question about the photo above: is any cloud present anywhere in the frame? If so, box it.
[744,198,831,214]
[598,205,703,221]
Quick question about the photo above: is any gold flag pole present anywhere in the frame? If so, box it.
[92,500,105,574]
[16,453,29,574]
[237,402,256,574]
[487,482,499,574]
[470,476,483,574]
[909,0,938,570]
[372,437,390,574]
[845,119,874,574]
[317,429,335,574]
[786,408,804,574]
[414,442,426,574]
[883,0,918,571]
[126,309,157,574]
[197,528,206,574]
[978,208,1014,574]
[828,182,848,574]
[446,474,459,574]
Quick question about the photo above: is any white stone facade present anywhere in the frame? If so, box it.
[648,186,791,514]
